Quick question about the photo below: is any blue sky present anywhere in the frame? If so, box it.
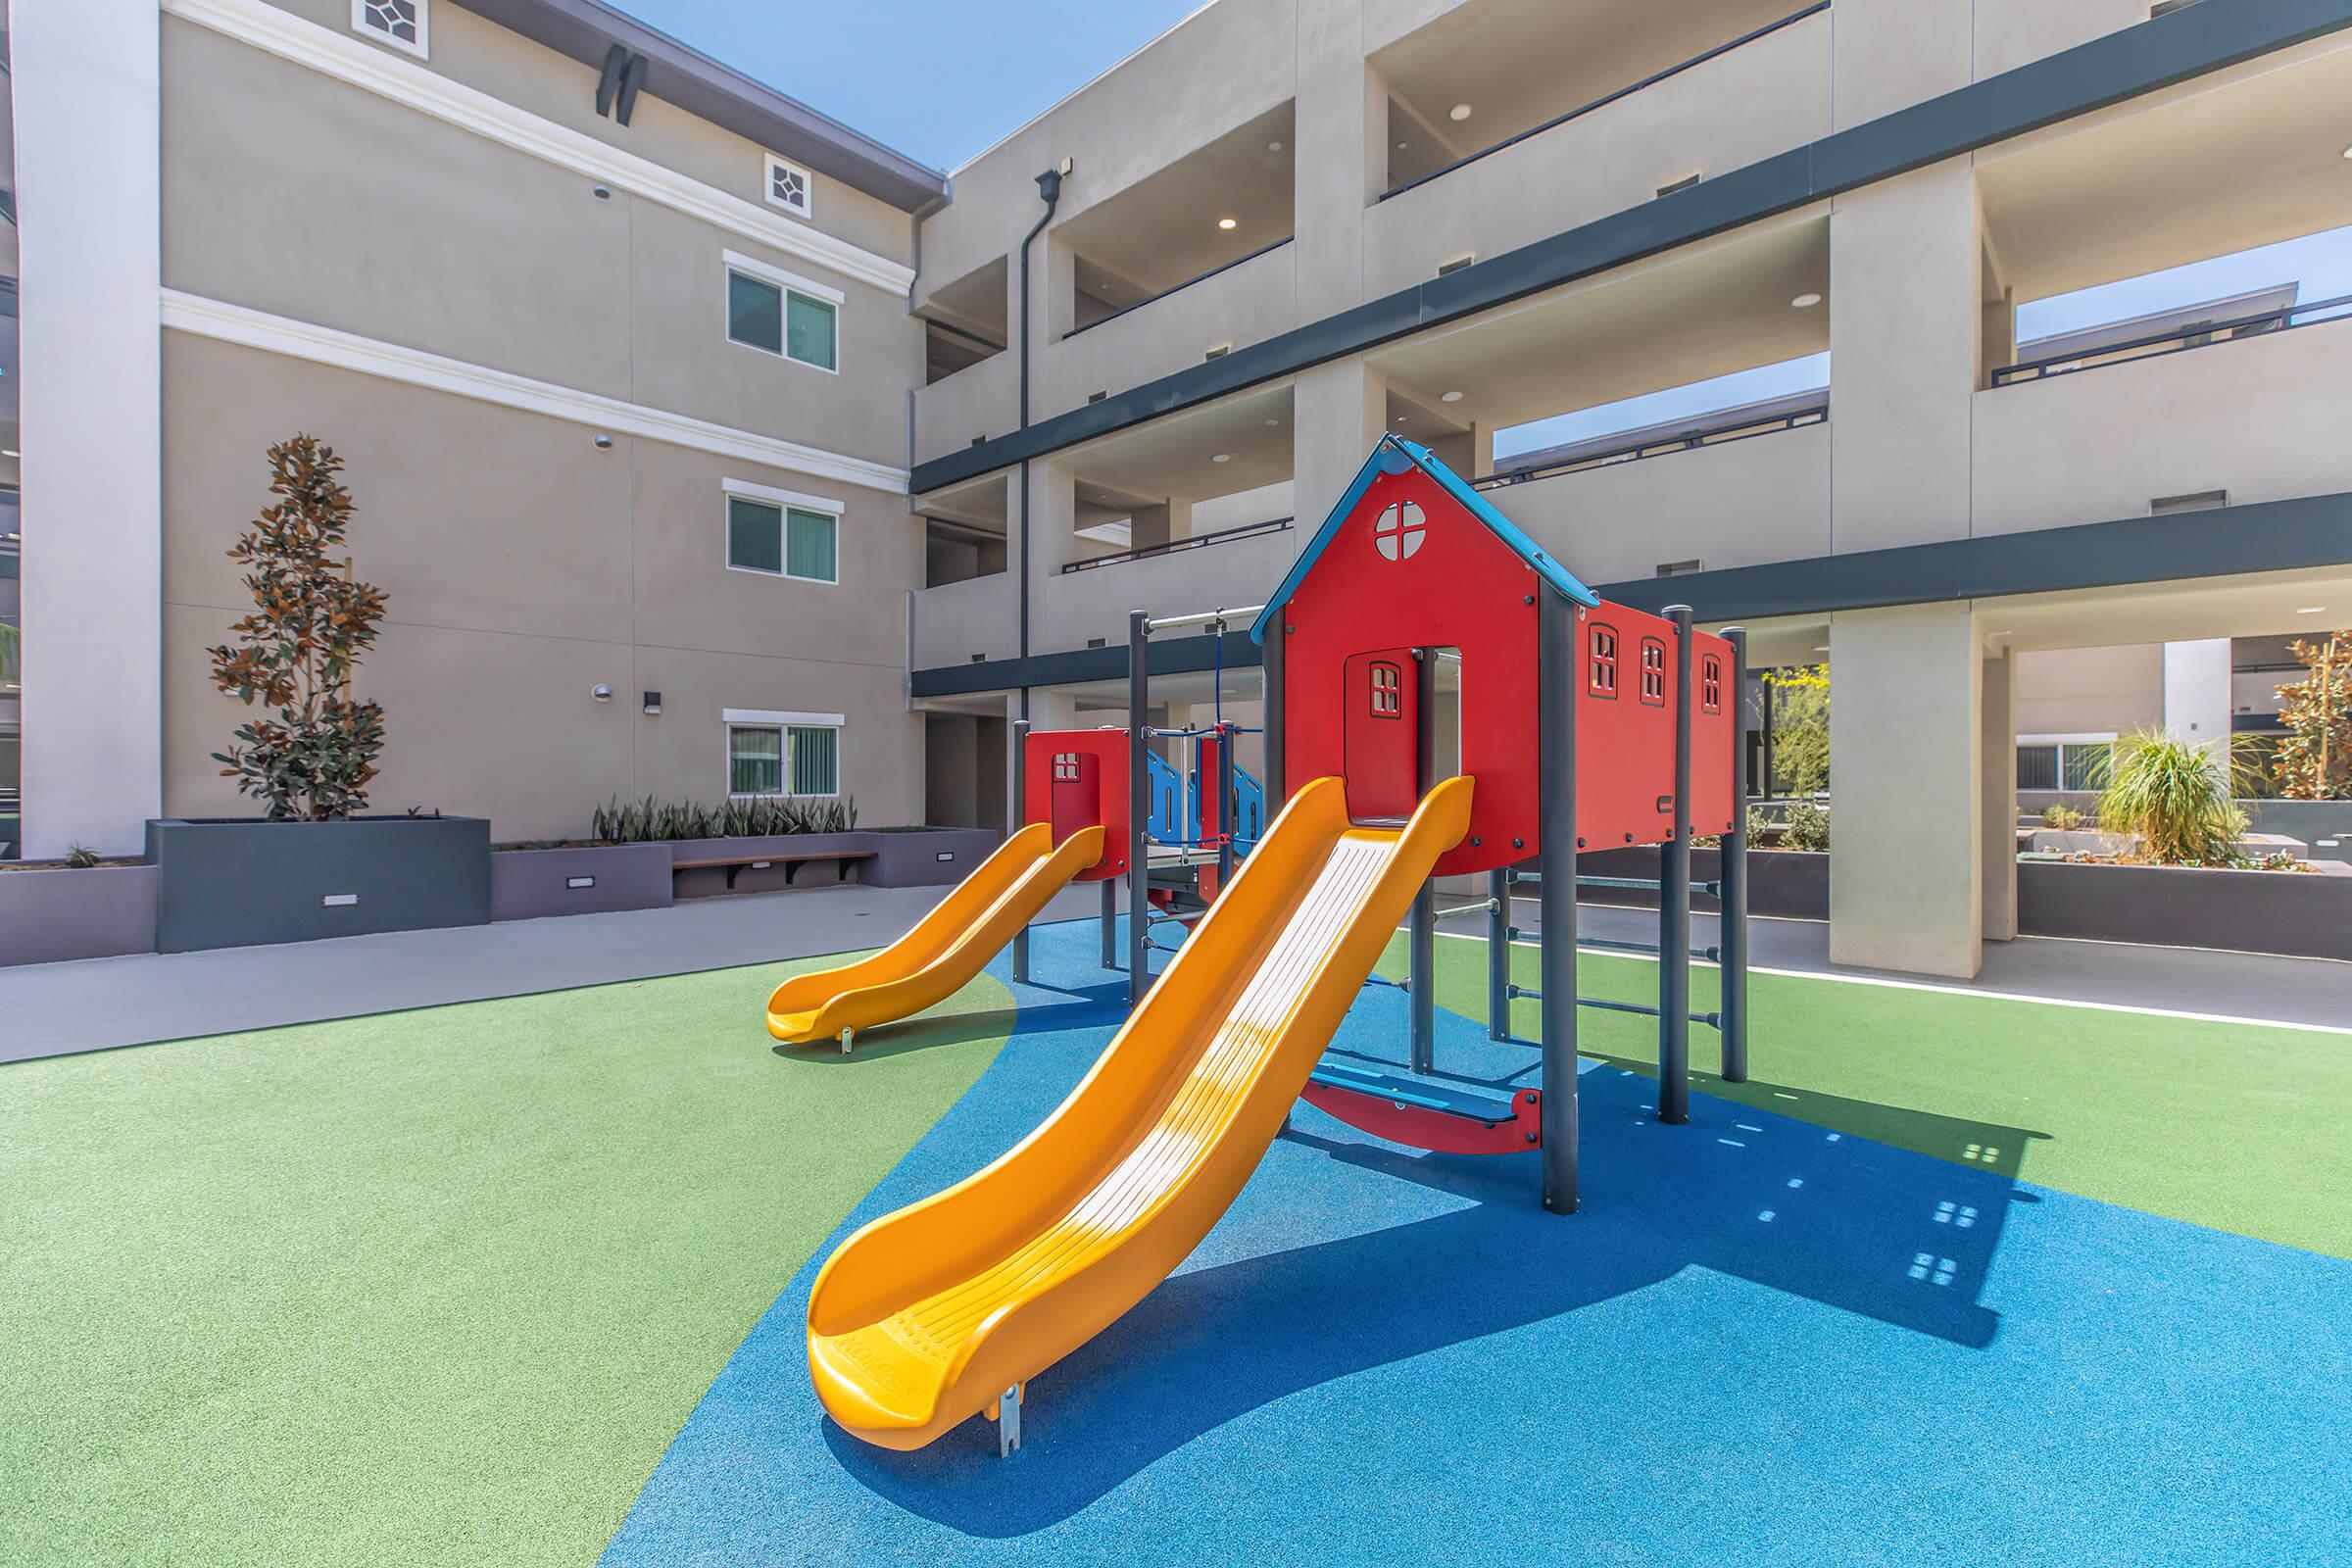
[618,0,1203,170]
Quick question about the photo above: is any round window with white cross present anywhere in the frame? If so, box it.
[1373,500,1426,562]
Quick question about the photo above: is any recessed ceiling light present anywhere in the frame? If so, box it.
[1264,417,1281,426]
[0,449,17,458]
[2297,605,2328,613]
[1791,292,1823,309]
[1813,645,1830,653]
[2342,144,2352,159]
[1449,104,1473,122]
[1268,140,1284,153]
[1396,416,1408,424]
[1211,453,1231,464]
[1217,217,1237,230]
[1441,391,1464,404]
[1396,140,1409,150]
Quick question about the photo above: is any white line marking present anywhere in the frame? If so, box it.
[1431,928,2352,1038]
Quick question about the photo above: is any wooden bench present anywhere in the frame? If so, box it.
[670,849,877,892]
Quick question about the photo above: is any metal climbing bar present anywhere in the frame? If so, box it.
[1573,874,1723,896]
[1434,899,1499,920]
[1141,604,1266,634]
[1580,997,1661,1019]
[1582,936,1661,956]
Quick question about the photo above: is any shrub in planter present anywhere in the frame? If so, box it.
[207,435,389,820]
[1783,799,1831,853]
[2039,803,2086,831]
[589,794,858,844]
[2098,730,2250,866]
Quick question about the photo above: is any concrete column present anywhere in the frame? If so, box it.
[17,0,164,858]
[2163,639,2233,760]
[1832,0,1972,130]
[1294,0,1384,311]
[1294,359,1387,535]
[1829,160,1984,555]
[1023,461,1078,658]
[1981,644,2018,942]
[1829,602,1984,978]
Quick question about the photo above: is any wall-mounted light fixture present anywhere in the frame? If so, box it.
[593,433,613,450]
[642,691,662,714]
[592,684,613,703]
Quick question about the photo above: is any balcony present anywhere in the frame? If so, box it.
[1478,416,1831,585]
[908,570,1017,671]
[1036,512,1298,653]
[1972,306,2352,537]
[1363,0,1830,298]
[912,349,1017,467]
[1043,238,1298,419]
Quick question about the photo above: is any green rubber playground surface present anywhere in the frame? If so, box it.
[0,955,1015,1568]
[1396,933,2352,1259]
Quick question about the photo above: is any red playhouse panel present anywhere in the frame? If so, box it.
[1020,730,1127,881]
[1688,629,1738,837]
[1298,1082,1543,1156]
[1574,602,1682,851]
[1275,463,1542,877]
[1343,648,1421,820]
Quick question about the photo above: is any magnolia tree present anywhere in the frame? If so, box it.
[2272,631,2351,801]
[208,436,390,820]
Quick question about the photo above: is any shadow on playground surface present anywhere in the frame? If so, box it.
[606,920,2351,1566]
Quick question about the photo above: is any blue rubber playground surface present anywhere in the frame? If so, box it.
[604,920,2352,1567]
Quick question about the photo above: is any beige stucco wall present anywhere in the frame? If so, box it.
[2015,645,2164,737]
[254,0,916,266]
[164,17,916,471]
[160,333,922,840]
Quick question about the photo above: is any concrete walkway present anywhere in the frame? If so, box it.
[0,882,1102,1065]
[1444,897,2350,1032]
[4,879,2339,1068]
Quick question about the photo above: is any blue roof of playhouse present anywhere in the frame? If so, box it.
[1250,436,1598,644]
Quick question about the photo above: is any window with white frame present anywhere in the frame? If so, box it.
[724,481,840,583]
[2018,735,2115,792]
[725,710,843,797]
[763,154,814,218]
[724,252,840,371]
[352,0,429,57]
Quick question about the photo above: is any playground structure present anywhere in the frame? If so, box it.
[799,435,1748,1455]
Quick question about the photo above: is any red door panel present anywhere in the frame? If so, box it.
[1344,648,1419,821]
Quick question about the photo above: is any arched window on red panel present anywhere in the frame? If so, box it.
[1640,638,1666,706]
[1590,624,1619,698]
[1369,662,1403,717]
[1701,655,1723,713]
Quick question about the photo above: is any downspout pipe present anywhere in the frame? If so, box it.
[1015,165,1063,723]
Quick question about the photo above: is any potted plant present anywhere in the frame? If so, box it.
[146,436,489,953]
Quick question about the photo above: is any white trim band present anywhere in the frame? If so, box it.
[724,708,846,726]
[163,289,908,495]
[722,476,847,514]
[163,0,916,297]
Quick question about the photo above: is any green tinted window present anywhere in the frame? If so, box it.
[727,497,783,573]
[785,508,837,582]
[785,292,837,370]
[726,271,782,354]
[728,726,783,795]
[790,726,839,795]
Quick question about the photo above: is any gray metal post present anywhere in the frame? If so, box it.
[1720,626,1751,1084]
[1486,866,1510,1040]
[1128,610,1151,1006]
[1010,716,1032,984]
[1100,876,1117,970]
[1409,649,1437,1074]
[1659,606,1693,1125]
[1538,593,1580,1214]
[1262,607,1287,810]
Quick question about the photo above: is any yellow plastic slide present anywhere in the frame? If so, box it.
[765,822,1105,1049]
[807,774,1473,1450]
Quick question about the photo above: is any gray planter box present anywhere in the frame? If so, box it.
[1569,846,1830,921]
[0,864,161,967]
[492,844,672,921]
[146,815,490,954]
[861,827,1002,887]
[2241,800,2352,863]
[2020,858,2352,960]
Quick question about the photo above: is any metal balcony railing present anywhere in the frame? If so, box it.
[1990,292,2352,386]
[1378,2,1832,202]
[1060,515,1293,573]
[1474,400,1827,491]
